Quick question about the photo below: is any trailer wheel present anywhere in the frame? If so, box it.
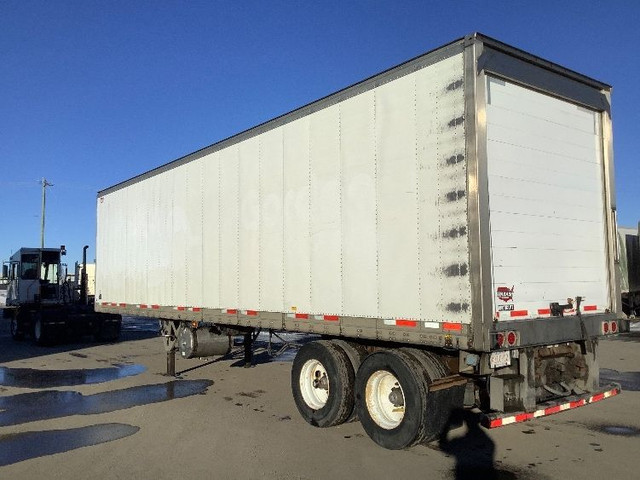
[10,314,25,341]
[355,350,439,449]
[399,348,462,444]
[291,340,355,428]
[331,339,368,421]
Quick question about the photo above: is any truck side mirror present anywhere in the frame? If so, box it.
[60,245,67,256]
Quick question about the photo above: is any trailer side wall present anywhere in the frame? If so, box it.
[96,51,472,336]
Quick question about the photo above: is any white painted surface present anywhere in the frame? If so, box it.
[219,146,240,309]
[283,118,311,313]
[202,153,221,308]
[309,105,342,314]
[341,91,377,317]
[376,72,420,319]
[96,52,470,324]
[486,77,610,318]
[259,128,285,311]
[238,137,260,309]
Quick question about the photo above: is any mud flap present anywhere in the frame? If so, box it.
[428,375,468,437]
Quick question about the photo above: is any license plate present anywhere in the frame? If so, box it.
[489,350,511,369]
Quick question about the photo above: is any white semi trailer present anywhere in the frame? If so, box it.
[619,223,640,317]
[95,33,627,449]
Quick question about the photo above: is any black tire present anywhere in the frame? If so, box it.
[332,339,368,373]
[355,349,437,449]
[10,313,25,341]
[399,348,459,445]
[94,323,121,342]
[291,340,355,428]
[332,339,368,421]
[33,313,51,346]
[109,322,122,342]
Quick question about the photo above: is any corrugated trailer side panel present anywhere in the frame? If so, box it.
[341,91,377,316]
[219,146,240,309]
[376,72,420,318]
[171,166,188,306]
[309,106,342,314]
[202,152,221,308]
[239,137,261,310]
[154,172,175,306]
[259,128,285,312]
[416,57,470,322]
[283,119,312,314]
[185,159,204,308]
[96,49,471,339]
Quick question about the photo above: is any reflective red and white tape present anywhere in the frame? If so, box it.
[483,384,620,428]
[495,305,602,320]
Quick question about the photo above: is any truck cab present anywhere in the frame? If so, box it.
[6,247,64,307]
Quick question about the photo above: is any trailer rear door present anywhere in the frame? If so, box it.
[485,77,610,321]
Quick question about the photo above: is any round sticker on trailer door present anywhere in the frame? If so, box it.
[497,286,514,302]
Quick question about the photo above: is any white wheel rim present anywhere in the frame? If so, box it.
[365,370,405,430]
[299,359,329,409]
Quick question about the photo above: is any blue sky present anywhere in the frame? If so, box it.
[1,1,638,265]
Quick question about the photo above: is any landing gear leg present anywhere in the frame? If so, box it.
[243,330,254,368]
[160,320,179,377]
[167,349,176,377]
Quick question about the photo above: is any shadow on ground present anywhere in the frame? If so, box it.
[439,410,501,480]
[605,331,640,343]
[0,379,213,426]
[0,364,146,388]
[436,409,547,480]
[0,423,140,467]
[0,316,159,364]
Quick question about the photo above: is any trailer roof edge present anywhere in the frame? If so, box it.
[473,32,611,90]
[97,32,611,197]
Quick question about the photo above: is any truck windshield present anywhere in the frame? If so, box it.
[20,254,39,279]
[40,251,60,283]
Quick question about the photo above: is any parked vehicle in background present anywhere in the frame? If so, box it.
[4,246,121,344]
[95,33,627,449]
[620,223,640,317]
[70,261,97,297]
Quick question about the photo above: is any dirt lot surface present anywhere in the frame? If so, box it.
[1,315,639,480]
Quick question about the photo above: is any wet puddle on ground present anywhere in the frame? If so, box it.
[0,364,146,388]
[0,379,213,426]
[121,316,161,333]
[599,368,640,391]
[587,424,640,437]
[0,423,140,466]
[607,331,640,343]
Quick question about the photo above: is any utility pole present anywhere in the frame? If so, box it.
[40,178,53,248]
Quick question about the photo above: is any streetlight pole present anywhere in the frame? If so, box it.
[40,178,53,248]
